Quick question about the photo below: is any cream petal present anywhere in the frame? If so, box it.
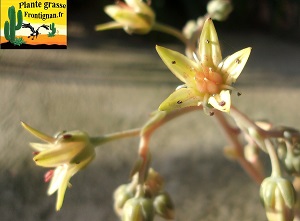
[47,165,68,196]
[104,6,151,32]
[218,47,251,84]
[70,144,95,165]
[21,122,55,143]
[159,88,202,111]
[55,157,94,211]
[125,0,155,18]
[34,142,85,168]
[69,156,95,177]
[156,45,199,85]
[55,168,72,211]
[30,142,53,151]
[208,90,231,112]
[199,18,222,68]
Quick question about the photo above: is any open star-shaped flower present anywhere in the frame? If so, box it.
[156,18,251,113]
[21,122,95,211]
[95,0,155,35]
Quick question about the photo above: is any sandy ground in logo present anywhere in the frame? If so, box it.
[0,35,66,45]
[0,28,300,221]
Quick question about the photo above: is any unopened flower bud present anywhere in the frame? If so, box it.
[284,149,300,176]
[153,192,175,220]
[244,144,259,162]
[113,184,136,217]
[207,0,233,21]
[223,145,239,160]
[122,197,154,221]
[260,177,296,221]
[144,168,164,196]
[277,140,287,160]
[277,139,300,176]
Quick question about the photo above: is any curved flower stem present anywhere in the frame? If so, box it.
[264,139,282,177]
[230,106,300,139]
[95,21,124,32]
[230,106,264,134]
[137,106,202,183]
[90,128,141,147]
[152,22,196,57]
[152,22,189,46]
[91,106,202,149]
[214,111,264,184]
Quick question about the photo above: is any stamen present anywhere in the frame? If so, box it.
[44,170,54,183]
[32,151,40,156]
[219,101,226,106]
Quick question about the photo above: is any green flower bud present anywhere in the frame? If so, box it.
[113,184,136,217]
[144,168,164,196]
[284,149,300,176]
[153,192,175,220]
[122,197,154,221]
[277,140,287,160]
[277,139,300,176]
[260,177,296,221]
[207,0,233,21]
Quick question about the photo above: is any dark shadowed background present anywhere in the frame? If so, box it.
[1,0,300,220]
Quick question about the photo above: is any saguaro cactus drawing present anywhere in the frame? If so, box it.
[48,22,57,37]
[4,6,23,43]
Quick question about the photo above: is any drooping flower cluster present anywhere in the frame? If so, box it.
[157,18,251,114]
[21,122,95,211]
[95,0,155,35]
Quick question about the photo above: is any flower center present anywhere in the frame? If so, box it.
[195,65,223,95]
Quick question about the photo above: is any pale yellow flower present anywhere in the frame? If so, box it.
[156,18,251,113]
[21,122,95,211]
[95,0,155,34]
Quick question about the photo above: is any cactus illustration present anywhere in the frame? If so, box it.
[4,6,23,43]
[48,23,57,37]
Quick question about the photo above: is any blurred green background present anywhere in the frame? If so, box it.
[1,0,300,221]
